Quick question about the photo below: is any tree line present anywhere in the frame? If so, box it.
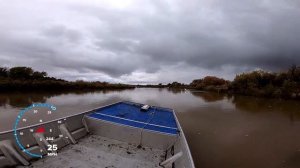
[0,67,134,91]
[1,66,299,99]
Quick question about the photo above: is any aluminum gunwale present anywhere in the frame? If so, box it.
[173,109,196,168]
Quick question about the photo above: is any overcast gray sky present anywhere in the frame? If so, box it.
[0,0,300,84]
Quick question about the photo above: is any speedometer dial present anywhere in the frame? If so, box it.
[13,103,58,158]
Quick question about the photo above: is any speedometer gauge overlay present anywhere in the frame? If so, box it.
[13,103,58,158]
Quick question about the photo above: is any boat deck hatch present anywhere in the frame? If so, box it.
[88,102,179,135]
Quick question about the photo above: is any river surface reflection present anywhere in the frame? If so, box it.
[0,88,299,168]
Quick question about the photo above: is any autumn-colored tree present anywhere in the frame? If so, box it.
[190,76,227,90]
[202,76,226,86]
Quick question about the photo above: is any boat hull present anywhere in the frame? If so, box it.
[0,101,195,168]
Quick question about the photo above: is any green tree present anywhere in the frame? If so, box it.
[9,67,34,79]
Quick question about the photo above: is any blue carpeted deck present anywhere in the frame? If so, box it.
[88,102,179,135]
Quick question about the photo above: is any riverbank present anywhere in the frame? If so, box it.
[0,79,134,91]
[0,67,134,91]
[1,66,299,99]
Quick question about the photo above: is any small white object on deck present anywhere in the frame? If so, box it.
[141,105,150,111]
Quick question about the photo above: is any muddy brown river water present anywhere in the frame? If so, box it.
[0,88,300,168]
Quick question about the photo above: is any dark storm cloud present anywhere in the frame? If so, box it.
[83,0,300,71]
[0,0,300,83]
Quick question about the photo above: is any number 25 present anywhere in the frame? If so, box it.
[47,144,58,151]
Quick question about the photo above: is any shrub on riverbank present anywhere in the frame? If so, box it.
[189,66,300,99]
[230,66,300,98]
